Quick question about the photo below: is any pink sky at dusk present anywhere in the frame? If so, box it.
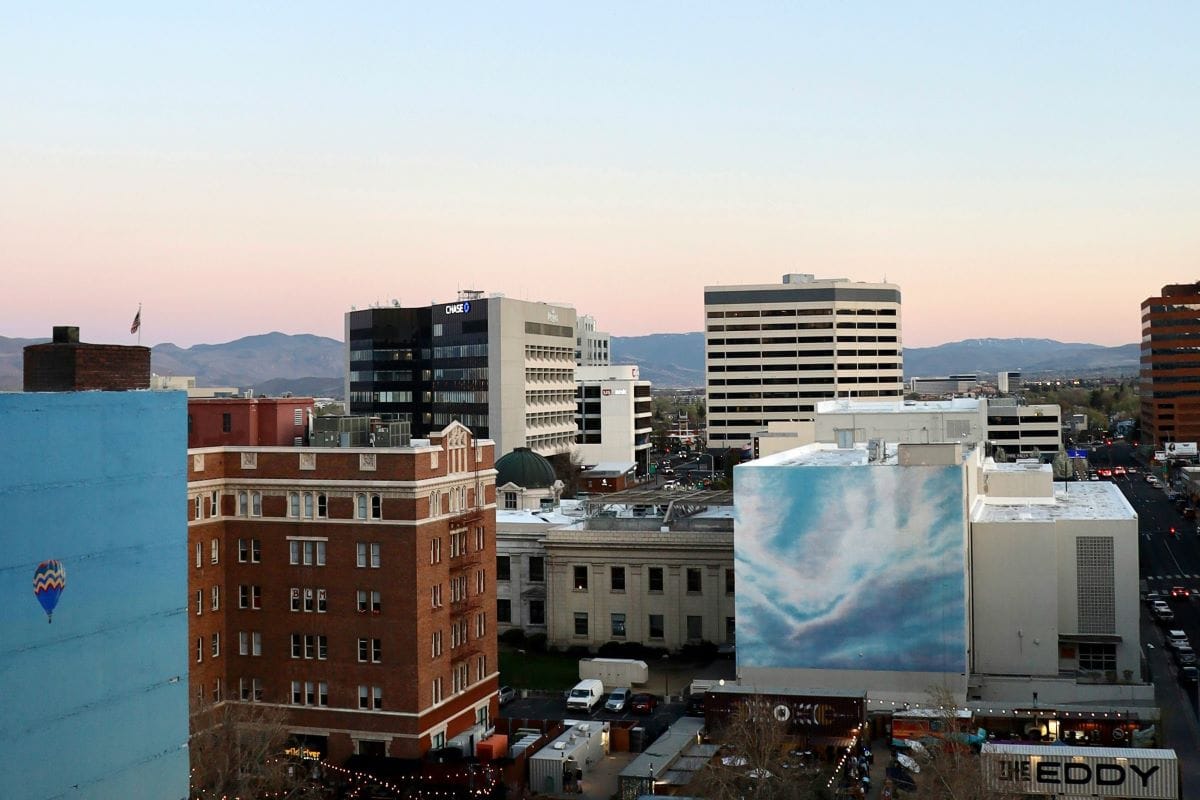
[3,5,1198,350]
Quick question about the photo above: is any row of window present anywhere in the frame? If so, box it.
[493,557,733,594]
[193,487,483,525]
[568,611,729,641]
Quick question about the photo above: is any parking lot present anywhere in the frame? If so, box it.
[500,689,688,741]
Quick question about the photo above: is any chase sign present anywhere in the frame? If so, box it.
[445,301,472,315]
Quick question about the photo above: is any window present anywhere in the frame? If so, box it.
[238,538,261,563]
[687,615,703,641]
[237,491,248,516]
[504,491,517,510]
[356,493,368,520]
[196,590,203,616]
[528,556,545,583]
[357,542,381,568]
[431,584,443,608]
[357,589,382,613]
[476,526,484,551]
[648,567,664,592]
[476,611,486,638]
[432,678,444,705]
[212,679,221,703]
[611,613,626,638]
[358,685,382,710]
[251,491,262,517]
[648,614,665,639]
[209,491,219,518]
[303,493,314,519]
[238,631,262,656]
[725,568,735,595]
[294,408,305,426]
[453,663,469,693]
[222,412,232,433]
[432,631,443,658]
[573,566,589,591]
[211,585,220,611]
[611,566,625,592]
[195,541,201,569]
[687,568,702,593]
[371,493,382,519]
[529,600,545,625]
[291,680,327,707]
[496,556,510,581]
[1078,643,1117,672]
[289,492,300,518]
[196,636,203,663]
[240,677,264,702]
[574,612,588,637]
[316,493,327,518]
[239,585,261,610]
[497,598,511,622]
[211,633,220,658]
[430,537,442,564]
[194,495,202,520]
[359,638,382,663]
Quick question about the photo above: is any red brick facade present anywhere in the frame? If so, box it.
[187,422,498,762]
[1141,283,1200,446]
[24,332,150,391]
[188,397,314,448]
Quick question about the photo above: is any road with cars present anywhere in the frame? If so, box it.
[1089,441,1200,790]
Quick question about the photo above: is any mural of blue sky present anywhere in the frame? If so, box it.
[735,462,967,674]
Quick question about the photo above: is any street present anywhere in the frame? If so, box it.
[1090,442,1200,792]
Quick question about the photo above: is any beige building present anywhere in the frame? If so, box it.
[543,511,735,652]
[704,273,903,451]
[970,461,1145,704]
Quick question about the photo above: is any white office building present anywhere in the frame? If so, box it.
[575,314,611,367]
[704,274,903,451]
[575,365,653,474]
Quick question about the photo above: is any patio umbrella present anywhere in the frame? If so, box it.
[896,753,921,773]
[907,740,928,757]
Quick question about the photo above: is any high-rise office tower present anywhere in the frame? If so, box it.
[346,293,578,457]
[704,274,903,451]
[1141,282,1200,446]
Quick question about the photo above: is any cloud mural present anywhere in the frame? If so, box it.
[735,461,967,674]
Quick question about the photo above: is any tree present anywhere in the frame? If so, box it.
[900,688,1016,800]
[548,449,585,498]
[190,700,327,799]
[693,701,832,800]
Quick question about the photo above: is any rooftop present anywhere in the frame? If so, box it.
[745,442,888,468]
[972,481,1136,523]
[496,508,578,526]
[816,397,981,415]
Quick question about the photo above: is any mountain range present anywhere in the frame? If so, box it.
[0,332,1140,394]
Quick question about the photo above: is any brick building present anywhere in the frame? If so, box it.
[23,326,150,391]
[187,420,498,762]
[1141,282,1200,447]
[188,397,314,448]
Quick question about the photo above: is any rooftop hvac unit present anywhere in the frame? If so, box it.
[836,429,854,449]
[868,438,885,462]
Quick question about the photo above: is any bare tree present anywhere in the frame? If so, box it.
[190,700,327,799]
[693,701,831,800]
[902,688,1015,800]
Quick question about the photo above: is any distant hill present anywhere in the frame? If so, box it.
[611,332,705,388]
[903,338,1140,378]
[1,331,1140,395]
[150,332,344,390]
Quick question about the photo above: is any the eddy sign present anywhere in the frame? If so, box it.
[982,744,1177,798]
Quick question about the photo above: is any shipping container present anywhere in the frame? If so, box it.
[981,743,1179,799]
[704,685,865,737]
[579,658,649,686]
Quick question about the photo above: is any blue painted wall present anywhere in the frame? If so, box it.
[735,462,967,674]
[0,391,189,800]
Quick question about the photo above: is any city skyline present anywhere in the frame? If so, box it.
[5,4,1200,348]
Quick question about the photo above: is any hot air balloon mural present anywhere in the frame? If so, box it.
[33,560,66,623]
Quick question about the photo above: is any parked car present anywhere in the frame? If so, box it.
[1153,601,1175,622]
[1180,666,1199,685]
[605,688,631,712]
[1145,591,1165,606]
[1171,586,1191,599]
[684,692,706,717]
[566,679,605,713]
[630,693,659,714]
[498,685,516,706]
[1165,629,1190,650]
[1176,646,1198,667]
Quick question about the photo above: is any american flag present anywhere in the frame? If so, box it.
[130,308,141,335]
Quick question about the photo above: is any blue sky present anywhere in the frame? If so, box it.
[3,3,1198,345]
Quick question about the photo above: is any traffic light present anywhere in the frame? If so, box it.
[1171,527,1177,537]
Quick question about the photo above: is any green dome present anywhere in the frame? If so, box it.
[495,447,557,489]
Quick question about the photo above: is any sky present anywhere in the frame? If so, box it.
[3,3,1199,348]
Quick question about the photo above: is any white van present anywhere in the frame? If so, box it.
[566,679,605,713]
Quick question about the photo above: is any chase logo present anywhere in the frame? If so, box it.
[445,301,471,314]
